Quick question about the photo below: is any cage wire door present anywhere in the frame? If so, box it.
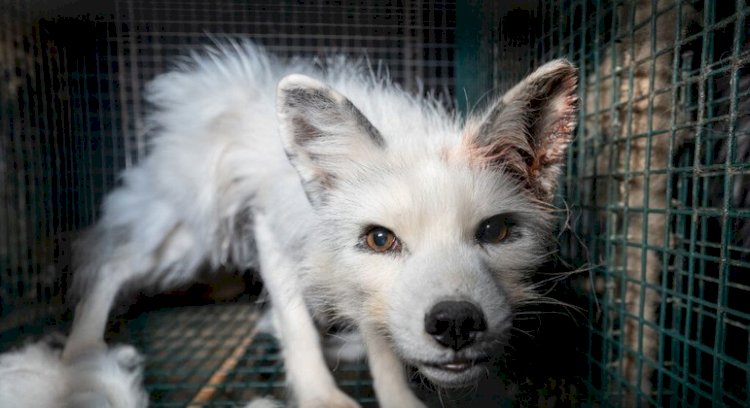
[1,0,749,407]
[519,0,748,407]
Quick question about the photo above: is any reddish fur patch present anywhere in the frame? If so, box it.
[459,72,578,201]
[531,91,578,175]
[460,122,530,175]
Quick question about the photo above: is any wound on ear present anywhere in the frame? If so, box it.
[461,59,578,201]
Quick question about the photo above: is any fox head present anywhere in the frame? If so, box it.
[276,60,577,388]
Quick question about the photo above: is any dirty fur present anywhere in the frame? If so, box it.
[0,335,147,408]
[584,0,697,403]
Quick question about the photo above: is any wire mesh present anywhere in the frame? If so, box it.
[115,303,376,408]
[521,0,750,406]
[98,301,377,407]
[114,0,456,166]
[0,0,456,333]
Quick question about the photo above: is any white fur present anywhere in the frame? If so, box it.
[0,338,146,408]
[257,309,367,364]
[63,40,576,407]
[244,397,284,408]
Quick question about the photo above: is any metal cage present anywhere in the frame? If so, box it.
[1,0,748,406]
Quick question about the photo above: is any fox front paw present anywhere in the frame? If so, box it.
[298,388,361,408]
[64,345,148,408]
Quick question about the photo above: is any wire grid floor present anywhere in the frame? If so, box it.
[120,303,376,407]
[116,300,545,407]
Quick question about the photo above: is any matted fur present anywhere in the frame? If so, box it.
[63,41,577,407]
[0,337,147,408]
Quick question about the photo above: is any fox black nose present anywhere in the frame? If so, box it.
[425,300,487,351]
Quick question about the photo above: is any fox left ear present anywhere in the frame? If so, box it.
[277,74,386,207]
[464,59,578,202]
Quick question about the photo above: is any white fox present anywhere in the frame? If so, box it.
[62,41,578,407]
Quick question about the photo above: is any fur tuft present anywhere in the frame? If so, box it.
[243,397,284,408]
[0,337,147,408]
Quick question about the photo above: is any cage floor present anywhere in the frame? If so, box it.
[119,303,376,407]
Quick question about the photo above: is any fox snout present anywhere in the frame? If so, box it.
[424,300,488,351]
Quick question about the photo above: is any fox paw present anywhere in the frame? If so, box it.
[298,388,361,408]
[65,345,148,408]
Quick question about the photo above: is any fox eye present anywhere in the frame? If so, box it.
[475,214,510,244]
[365,226,398,253]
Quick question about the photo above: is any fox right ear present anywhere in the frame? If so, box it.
[463,59,578,202]
[277,74,386,207]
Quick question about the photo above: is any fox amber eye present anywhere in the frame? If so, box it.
[476,214,510,244]
[366,227,397,252]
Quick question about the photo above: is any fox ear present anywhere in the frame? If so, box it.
[464,59,578,202]
[277,74,386,207]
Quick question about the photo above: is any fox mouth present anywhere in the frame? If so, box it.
[414,355,491,387]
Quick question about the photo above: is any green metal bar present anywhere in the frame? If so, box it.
[670,48,693,407]
[601,2,624,403]
[696,3,720,400]
[617,1,638,402]
[711,0,746,403]
[634,2,660,403]
[454,0,492,115]
[587,0,601,397]
[679,0,713,403]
